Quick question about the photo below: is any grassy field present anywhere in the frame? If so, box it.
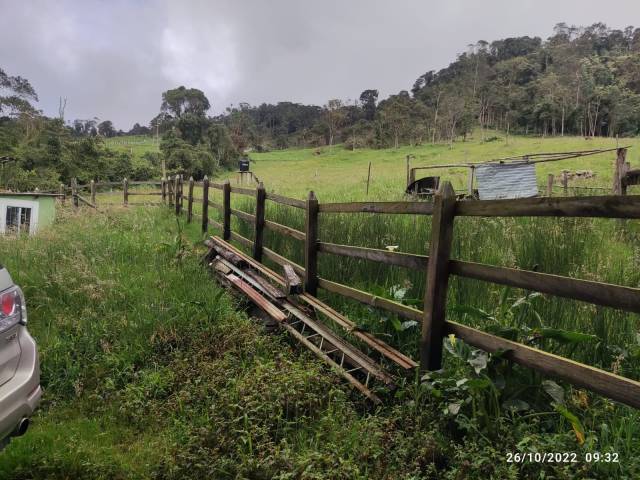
[103,135,160,167]
[5,205,635,478]
[225,133,640,201]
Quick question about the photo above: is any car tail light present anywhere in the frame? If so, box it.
[0,287,25,333]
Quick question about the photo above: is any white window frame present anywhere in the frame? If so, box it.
[0,199,39,235]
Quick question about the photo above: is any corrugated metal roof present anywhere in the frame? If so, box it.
[475,161,539,200]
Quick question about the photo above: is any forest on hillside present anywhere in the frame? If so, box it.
[1,23,639,190]
[217,23,640,150]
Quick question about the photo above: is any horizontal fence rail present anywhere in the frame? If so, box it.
[319,201,434,215]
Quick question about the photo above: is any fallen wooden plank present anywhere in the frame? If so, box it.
[226,273,287,322]
[208,236,418,370]
[205,240,248,268]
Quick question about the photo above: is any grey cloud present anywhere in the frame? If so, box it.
[1,0,639,129]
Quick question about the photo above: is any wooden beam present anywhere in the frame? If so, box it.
[455,195,640,218]
[450,260,640,314]
[420,181,456,371]
[446,320,640,409]
[264,219,305,241]
[226,273,288,322]
[319,201,434,215]
[318,277,422,322]
[265,192,306,209]
[230,186,255,196]
[123,178,129,206]
[230,208,255,224]
[318,242,428,270]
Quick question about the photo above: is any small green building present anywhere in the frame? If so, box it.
[0,193,57,235]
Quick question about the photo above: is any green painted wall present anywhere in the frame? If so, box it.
[2,195,56,230]
[35,196,56,228]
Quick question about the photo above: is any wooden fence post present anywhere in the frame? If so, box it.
[161,177,166,203]
[613,147,627,195]
[123,178,129,206]
[222,179,231,240]
[304,191,319,296]
[546,174,554,197]
[201,176,209,234]
[467,166,475,196]
[187,176,194,223]
[366,162,372,196]
[72,178,78,208]
[420,181,456,372]
[59,183,66,204]
[253,182,266,261]
[180,175,185,209]
[561,171,568,196]
[168,177,174,207]
[406,155,411,188]
[90,180,96,205]
[174,175,181,215]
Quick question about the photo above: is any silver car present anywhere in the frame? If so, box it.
[0,266,41,449]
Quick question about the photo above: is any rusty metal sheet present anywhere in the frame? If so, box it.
[475,162,539,200]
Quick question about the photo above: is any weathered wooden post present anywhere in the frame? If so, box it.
[180,175,185,209]
[409,167,416,187]
[467,166,475,196]
[161,177,167,203]
[168,177,174,207]
[420,181,456,372]
[201,176,209,234]
[546,174,554,197]
[366,162,372,196]
[614,148,628,195]
[90,180,96,205]
[72,178,78,208]
[253,182,266,261]
[123,178,129,206]
[406,155,411,188]
[304,191,319,296]
[561,171,568,196]
[59,183,66,204]
[187,176,194,223]
[174,175,181,215]
[222,179,231,240]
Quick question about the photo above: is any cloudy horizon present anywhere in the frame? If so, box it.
[1,0,639,130]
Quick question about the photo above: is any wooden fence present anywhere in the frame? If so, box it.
[68,174,640,410]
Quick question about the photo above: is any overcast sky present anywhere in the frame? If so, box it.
[1,0,639,129]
